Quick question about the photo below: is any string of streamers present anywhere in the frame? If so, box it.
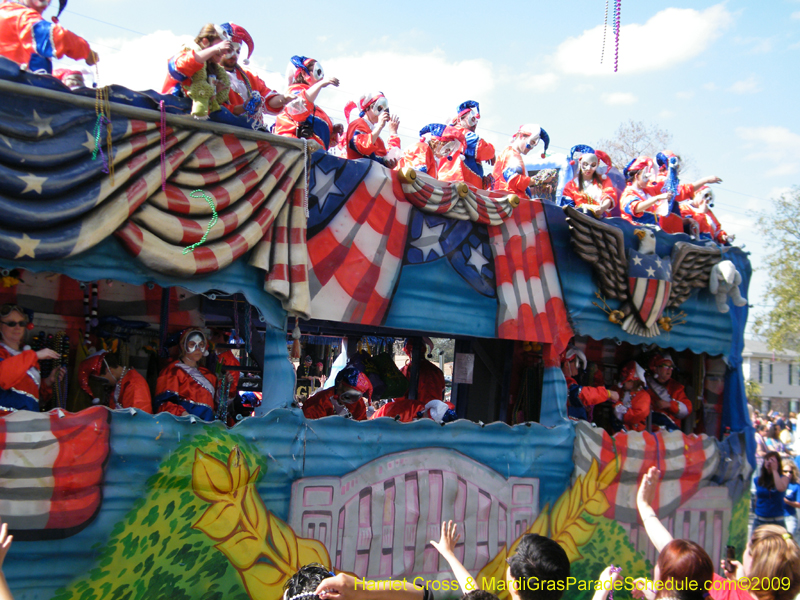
[607,566,623,600]
[601,0,609,64]
[215,371,230,423]
[614,0,621,72]
[244,304,253,357]
[159,100,167,193]
[302,138,309,218]
[182,191,218,254]
[91,67,115,185]
[82,283,91,346]
[232,294,240,346]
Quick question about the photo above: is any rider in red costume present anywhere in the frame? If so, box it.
[155,329,217,421]
[562,346,618,422]
[679,186,733,245]
[560,146,618,217]
[492,123,549,199]
[437,101,495,189]
[612,361,651,432]
[274,55,340,150]
[0,0,97,74]
[302,365,371,421]
[218,23,290,121]
[344,92,401,166]
[78,351,152,412]
[396,124,466,179]
[646,353,692,431]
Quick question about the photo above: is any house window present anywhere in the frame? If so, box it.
[759,361,763,383]
[769,363,774,384]
[791,363,794,386]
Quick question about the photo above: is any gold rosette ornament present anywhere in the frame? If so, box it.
[192,447,330,598]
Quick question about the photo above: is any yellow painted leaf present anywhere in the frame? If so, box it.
[584,493,610,516]
[192,449,233,503]
[555,531,581,562]
[297,536,332,568]
[566,483,582,522]
[598,459,620,489]
[248,465,261,485]
[585,460,599,486]
[477,545,508,595]
[193,500,239,541]
[567,516,597,546]
[550,492,569,536]
[242,483,269,539]
[583,465,598,500]
[241,562,287,600]
[228,446,250,491]
[528,510,550,537]
[268,512,299,568]
[215,530,264,570]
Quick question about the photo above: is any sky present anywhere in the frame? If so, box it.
[50,0,800,338]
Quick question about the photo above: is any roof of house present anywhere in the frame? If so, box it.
[744,338,799,359]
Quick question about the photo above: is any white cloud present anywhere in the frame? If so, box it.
[318,50,498,145]
[573,83,594,93]
[675,91,695,100]
[659,110,675,119]
[703,82,718,91]
[601,92,637,105]
[521,73,559,92]
[729,76,761,94]
[551,4,733,76]
[792,11,800,19]
[53,30,191,92]
[736,126,800,176]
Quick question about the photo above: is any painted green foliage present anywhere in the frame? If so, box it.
[727,489,750,554]
[568,514,653,600]
[52,430,269,600]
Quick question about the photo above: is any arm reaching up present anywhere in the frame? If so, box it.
[636,467,673,552]
[430,521,475,594]
[0,520,14,600]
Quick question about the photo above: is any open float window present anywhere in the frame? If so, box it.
[0,270,266,424]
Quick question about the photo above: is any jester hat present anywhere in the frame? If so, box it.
[220,23,254,64]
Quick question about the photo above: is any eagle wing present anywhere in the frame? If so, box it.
[667,242,723,307]
[564,206,629,300]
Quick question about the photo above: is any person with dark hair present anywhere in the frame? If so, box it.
[0,304,61,412]
[753,451,789,531]
[291,565,428,600]
[506,533,571,600]
[284,563,335,600]
[77,351,152,412]
[302,365,371,420]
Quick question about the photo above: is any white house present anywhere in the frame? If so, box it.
[742,338,800,414]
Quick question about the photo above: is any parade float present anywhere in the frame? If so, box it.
[0,57,753,600]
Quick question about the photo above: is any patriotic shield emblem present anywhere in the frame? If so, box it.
[628,249,672,329]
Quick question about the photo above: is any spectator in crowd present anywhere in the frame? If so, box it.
[0,304,62,412]
[633,467,716,600]
[296,355,314,379]
[77,351,152,412]
[0,518,14,600]
[275,55,340,150]
[0,0,97,74]
[506,532,570,600]
[753,451,789,531]
[783,462,800,536]
[343,92,401,166]
[218,23,291,122]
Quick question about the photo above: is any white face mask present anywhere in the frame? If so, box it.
[460,108,479,128]
[434,140,460,159]
[184,333,207,355]
[310,62,324,82]
[371,97,388,115]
